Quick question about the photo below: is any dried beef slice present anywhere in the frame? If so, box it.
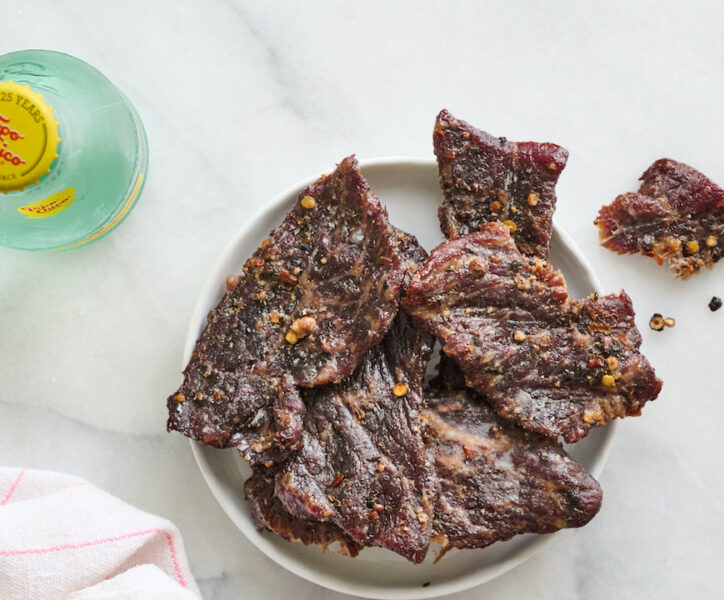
[595,158,724,279]
[403,222,662,443]
[168,156,411,464]
[245,466,361,557]
[394,226,429,286]
[274,312,437,563]
[434,109,568,258]
[423,389,602,551]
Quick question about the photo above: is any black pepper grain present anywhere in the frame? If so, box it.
[649,313,665,331]
[709,296,722,312]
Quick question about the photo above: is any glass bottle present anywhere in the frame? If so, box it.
[0,50,148,250]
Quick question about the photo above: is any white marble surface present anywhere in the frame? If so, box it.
[1,1,723,598]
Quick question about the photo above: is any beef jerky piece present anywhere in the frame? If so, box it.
[169,371,304,465]
[274,312,437,563]
[433,109,568,258]
[393,227,428,287]
[595,158,724,279]
[274,157,410,385]
[245,467,361,557]
[403,222,662,443]
[168,156,410,464]
[423,389,602,551]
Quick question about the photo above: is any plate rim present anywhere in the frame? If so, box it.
[184,156,617,599]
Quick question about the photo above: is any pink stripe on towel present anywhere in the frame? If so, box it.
[0,527,187,588]
[1,469,26,505]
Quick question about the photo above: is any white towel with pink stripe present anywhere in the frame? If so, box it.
[0,468,200,599]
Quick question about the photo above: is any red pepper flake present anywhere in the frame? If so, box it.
[279,270,298,286]
[367,510,379,522]
[332,473,344,487]
[587,356,604,368]
[301,195,317,209]
[225,275,240,291]
[392,383,409,397]
[378,256,393,265]
[463,445,475,460]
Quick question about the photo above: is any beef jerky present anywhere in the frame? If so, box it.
[394,227,428,286]
[595,158,724,279]
[168,156,409,464]
[403,222,662,443]
[168,370,304,465]
[274,312,437,563]
[245,466,361,557]
[434,109,568,258]
[423,389,602,551]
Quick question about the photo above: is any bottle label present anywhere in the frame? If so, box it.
[0,81,61,193]
[17,187,76,218]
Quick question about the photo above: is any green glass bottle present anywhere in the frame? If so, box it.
[0,50,148,250]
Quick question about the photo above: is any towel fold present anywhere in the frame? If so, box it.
[0,467,200,599]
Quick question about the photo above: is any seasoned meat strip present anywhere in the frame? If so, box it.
[403,222,662,443]
[595,158,724,279]
[245,466,361,557]
[393,227,428,286]
[423,389,602,552]
[434,109,568,258]
[168,156,410,464]
[274,312,437,563]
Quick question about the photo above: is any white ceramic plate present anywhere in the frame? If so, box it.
[186,157,616,599]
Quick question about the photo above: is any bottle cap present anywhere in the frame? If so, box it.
[0,81,60,193]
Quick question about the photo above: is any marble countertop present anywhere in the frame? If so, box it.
[2,1,723,598]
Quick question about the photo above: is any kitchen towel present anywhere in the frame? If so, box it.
[0,467,200,599]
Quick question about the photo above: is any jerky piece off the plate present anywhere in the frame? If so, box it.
[403,222,662,443]
[245,466,361,557]
[168,156,410,464]
[274,312,437,563]
[595,158,724,279]
[434,109,568,258]
[423,388,602,552]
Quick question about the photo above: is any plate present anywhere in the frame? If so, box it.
[185,157,616,599]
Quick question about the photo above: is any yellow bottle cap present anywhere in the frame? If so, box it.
[0,81,60,193]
